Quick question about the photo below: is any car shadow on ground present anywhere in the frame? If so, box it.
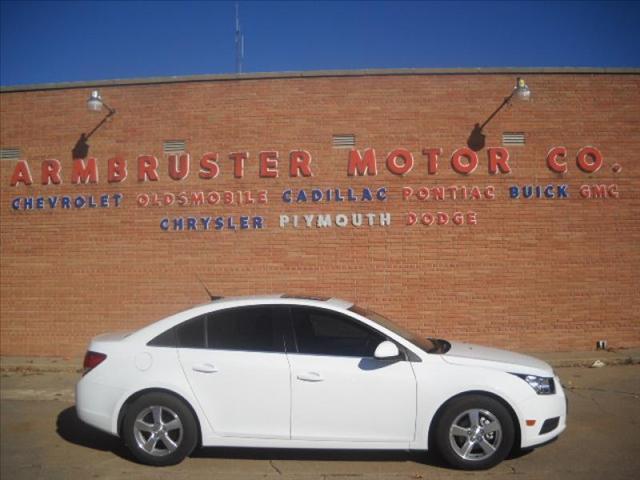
[194,446,448,467]
[56,406,133,461]
[194,444,532,467]
[56,406,533,468]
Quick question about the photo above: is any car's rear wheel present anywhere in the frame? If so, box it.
[434,394,514,470]
[123,392,197,466]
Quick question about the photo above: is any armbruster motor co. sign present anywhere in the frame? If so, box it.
[8,145,621,231]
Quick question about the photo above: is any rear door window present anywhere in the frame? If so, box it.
[206,306,288,353]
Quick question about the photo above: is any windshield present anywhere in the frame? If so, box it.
[348,305,439,354]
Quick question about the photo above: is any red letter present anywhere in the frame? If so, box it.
[436,212,449,224]
[422,148,441,174]
[138,155,159,182]
[451,148,478,175]
[168,153,190,180]
[229,152,247,178]
[259,151,279,178]
[10,160,33,186]
[71,158,98,184]
[546,147,567,173]
[41,159,62,185]
[290,150,313,177]
[108,157,128,183]
[347,149,377,176]
[488,147,511,174]
[406,212,417,225]
[577,146,603,173]
[579,185,591,198]
[199,152,219,179]
[386,148,414,175]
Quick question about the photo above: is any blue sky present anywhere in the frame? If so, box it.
[1,0,639,86]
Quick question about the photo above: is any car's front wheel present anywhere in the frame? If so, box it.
[434,394,515,470]
[123,392,198,466]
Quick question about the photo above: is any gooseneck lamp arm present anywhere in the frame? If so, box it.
[466,78,530,152]
[479,77,529,130]
[86,106,116,140]
[479,92,513,130]
[73,90,118,160]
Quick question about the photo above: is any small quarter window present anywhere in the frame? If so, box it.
[177,316,206,349]
[147,327,177,347]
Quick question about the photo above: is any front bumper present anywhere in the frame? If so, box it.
[518,376,567,448]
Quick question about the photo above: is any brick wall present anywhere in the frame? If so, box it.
[1,71,639,357]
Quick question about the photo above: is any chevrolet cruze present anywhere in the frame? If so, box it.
[76,295,567,469]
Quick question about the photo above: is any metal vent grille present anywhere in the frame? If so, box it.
[163,140,186,153]
[502,132,526,146]
[332,134,356,148]
[0,147,21,160]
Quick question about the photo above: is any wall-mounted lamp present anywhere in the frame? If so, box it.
[87,90,116,115]
[513,77,531,101]
[72,90,118,159]
[467,77,531,151]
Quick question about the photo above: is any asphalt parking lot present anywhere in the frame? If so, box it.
[1,363,639,480]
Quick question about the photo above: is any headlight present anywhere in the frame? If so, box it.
[511,373,556,395]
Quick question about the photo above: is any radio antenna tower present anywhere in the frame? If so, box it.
[235,2,244,73]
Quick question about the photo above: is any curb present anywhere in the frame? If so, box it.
[0,358,82,375]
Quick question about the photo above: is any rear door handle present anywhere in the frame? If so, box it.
[192,363,218,374]
[297,371,323,382]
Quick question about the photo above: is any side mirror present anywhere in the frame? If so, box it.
[374,340,400,359]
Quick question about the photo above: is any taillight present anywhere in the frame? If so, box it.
[83,351,107,376]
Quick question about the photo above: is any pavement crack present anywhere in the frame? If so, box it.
[566,386,639,397]
[268,459,282,475]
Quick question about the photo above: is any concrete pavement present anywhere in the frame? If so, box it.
[1,350,639,479]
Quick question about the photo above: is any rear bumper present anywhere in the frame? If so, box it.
[518,377,567,448]
[75,374,126,436]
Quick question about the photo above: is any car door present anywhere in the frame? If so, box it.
[287,306,417,443]
[177,306,291,439]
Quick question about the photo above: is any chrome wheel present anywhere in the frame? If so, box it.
[133,405,184,457]
[449,408,502,461]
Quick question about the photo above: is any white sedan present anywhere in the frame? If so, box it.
[76,295,566,469]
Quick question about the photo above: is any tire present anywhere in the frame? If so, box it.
[434,394,515,470]
[123,392,198,466]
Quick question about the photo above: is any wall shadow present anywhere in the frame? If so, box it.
[71,134,89,160]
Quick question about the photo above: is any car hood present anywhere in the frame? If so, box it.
[441,341,553,375]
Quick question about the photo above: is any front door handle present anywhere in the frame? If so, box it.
[192,363,218,374]
[297,371,323,382]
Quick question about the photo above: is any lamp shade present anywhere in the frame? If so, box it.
[87,90,104,111]
[514,78,531,101]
